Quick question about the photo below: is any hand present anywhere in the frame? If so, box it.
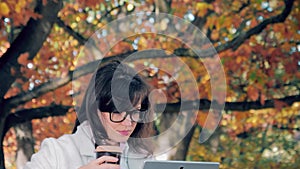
[79,156,120,169]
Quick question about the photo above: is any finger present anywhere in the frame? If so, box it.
[96,156,119,164]
[99,164,120,169]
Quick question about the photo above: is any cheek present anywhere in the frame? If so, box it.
[100,113,117,130]
[132,122,137,129]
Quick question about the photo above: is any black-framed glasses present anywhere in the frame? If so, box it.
[105,110,147,123]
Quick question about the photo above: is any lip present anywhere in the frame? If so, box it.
[118,130,131,136]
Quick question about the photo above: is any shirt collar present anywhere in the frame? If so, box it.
[74,121,128,157]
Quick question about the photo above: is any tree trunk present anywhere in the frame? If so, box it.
[14,122,34,169]
[155,111,197,160]
[154,111,179,159]
[0,0,63,168]
[172,124,197,160]
[0,117,5,169]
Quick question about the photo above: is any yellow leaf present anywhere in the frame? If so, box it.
[15,5,21,13]
[211,29,219,40]
[19,0,26,7]
[15,0,26,13]
[232,1,242,11]
[0,2,10,16]
[196,2,212,17]
[196,2,208,11]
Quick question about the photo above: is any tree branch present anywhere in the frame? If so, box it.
[273,124,300,131]
[5,96,299,139]
[55,17,87,45]
[0,0,63,106]
[53,0,295,61]
[174,0,295,57]
[4,47,300,113]
[159,94,300,113]
[3,51,135,110]
[4,104,72,134]
[1,0,297,115]
[234,0,250,13]
[55,2,126,45]
[236,123,300,140]
[217,0,295,51]
[0,2,63,166]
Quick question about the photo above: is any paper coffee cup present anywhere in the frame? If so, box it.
[95,145,122,164]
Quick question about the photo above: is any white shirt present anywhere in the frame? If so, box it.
[24,121,152,169]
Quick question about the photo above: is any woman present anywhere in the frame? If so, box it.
[25,60,155,169]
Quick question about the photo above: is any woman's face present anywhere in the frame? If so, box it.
[98,103,140,142]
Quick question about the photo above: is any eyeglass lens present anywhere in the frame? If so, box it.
[110,110,144,122]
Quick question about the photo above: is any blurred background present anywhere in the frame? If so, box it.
[0,0,299,168]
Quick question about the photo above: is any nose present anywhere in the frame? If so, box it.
[121,115,132,126]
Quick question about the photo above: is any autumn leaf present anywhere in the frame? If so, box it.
[281,42,291,51]
[2,0,300,168]
[260,93,266,105]
[17,52,30,66]
[196,2,213,17]
[15,0,27,13]
[284,60,297,74]
[211,29,219,41]
[0,2,10,16]
[247,85,259,101]
[197,111,208,127]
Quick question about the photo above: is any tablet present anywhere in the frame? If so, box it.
[143,160,219,169]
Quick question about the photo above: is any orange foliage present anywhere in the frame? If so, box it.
[1,0,300,168]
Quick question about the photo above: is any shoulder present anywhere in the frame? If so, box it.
[25,122,94,169]
[44,134,78,152]
[35,135,78,156]
[47,121,94,150]
[24,137,68,169]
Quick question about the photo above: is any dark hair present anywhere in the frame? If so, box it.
[88,60,154,155]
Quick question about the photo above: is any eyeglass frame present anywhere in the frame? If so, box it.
[102,109,147,123]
